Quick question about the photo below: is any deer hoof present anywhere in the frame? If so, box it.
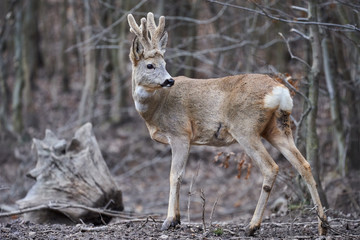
[245,224,260,236]
[161,216,181,230]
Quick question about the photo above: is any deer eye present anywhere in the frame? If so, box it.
[147,64,155,69]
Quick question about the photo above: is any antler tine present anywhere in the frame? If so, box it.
[147,12,166,48]
[140,18,150,46]
[127,14,141,36]
[127,14,151,50]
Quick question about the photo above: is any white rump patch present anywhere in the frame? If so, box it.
[264,86,293,111]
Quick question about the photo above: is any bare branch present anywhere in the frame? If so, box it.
[0,186,10,191]
[278,32,311,68]
[200,189,206,232]
[291,6,308,13]
[187,163,201,223]
[336,0,360,9]
[208,0,360,32]
[290,28,310,40]
[117,154,170,181]
[291,4,310,21]
[0,202,159,220]
[66,0,148,53]
[165,4,228,25]
[209,195,220,226]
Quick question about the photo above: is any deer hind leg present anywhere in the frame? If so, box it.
[234,135,279,236]
[263,110,327,235]
[161,137,190,231]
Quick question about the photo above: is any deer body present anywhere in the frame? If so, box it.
[128,13,327,236]
[136,74,289,147]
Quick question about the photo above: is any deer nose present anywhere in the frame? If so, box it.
[161,78,175,87]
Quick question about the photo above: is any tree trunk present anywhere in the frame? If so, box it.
[0,56,7,132]
[336,4,360,171]
[12,4,25,135]
[111,0,131,123]
[184,0,199,78]
[0,9,10,134]
[321,37,347,176]
[60,0,70,92]
[22,0,42,129]
[99,0,114,121]
[22,0,41,92]
[69,0,84,79]
[306,0,328,208]
[78,0,97,124]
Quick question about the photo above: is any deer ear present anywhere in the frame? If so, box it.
[132,37,144,61]
[159,31,168,51]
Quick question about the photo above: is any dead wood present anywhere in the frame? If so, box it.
[16,123,123,224]
[0,202,159,221]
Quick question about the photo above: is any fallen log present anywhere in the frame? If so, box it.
[16,123,123,224]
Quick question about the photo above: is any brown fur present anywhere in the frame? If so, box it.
[127,12,327,236]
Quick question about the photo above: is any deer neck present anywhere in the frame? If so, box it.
[132,82,165,121]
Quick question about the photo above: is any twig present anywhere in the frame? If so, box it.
[0,186,10,191]
[290,28,310,40]
[319,217,360,239]
[99,213,106,225]
[223,228,237,235]
[114,218,158,224]
[0,202,157,220]
[278,32,311,68]
[138,220,148,230]
[66,0,148,53]
[80,226,108,232]
[209,195,220,226]
[167,40,253,60]
[163,4,228,25]
[200,189,206,232]
[207,0,360,32]
[331,218,360,223]
[187,162,201,223]
[291,6,308,14]
[117,153,169,181]
[310,208,360,239]
[290,216,299,235]
[104,199,115,209]
[336,0,360,9]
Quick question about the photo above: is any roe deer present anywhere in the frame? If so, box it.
[127,12,327,236]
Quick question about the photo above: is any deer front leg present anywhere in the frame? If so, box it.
[161,137,190,231]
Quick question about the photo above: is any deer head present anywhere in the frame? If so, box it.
[128,12,174,89]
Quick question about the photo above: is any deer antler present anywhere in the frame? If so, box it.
[146,13,167,50]
[127,12,167,53]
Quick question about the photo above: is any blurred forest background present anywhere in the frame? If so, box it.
[0,0,359,224]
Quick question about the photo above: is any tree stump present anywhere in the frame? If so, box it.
[17,123,123,224]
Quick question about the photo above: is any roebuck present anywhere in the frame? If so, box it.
[127,12,327,236]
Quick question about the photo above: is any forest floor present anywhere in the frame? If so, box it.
[1,209,359,239]
[1,120,359,239]
[1,78,360,239]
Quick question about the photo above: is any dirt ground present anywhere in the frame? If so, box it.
[1,128,360,239]
[1,78,360,239]
[1,210,359,239]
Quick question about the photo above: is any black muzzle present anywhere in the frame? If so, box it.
[161,78,175,87]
